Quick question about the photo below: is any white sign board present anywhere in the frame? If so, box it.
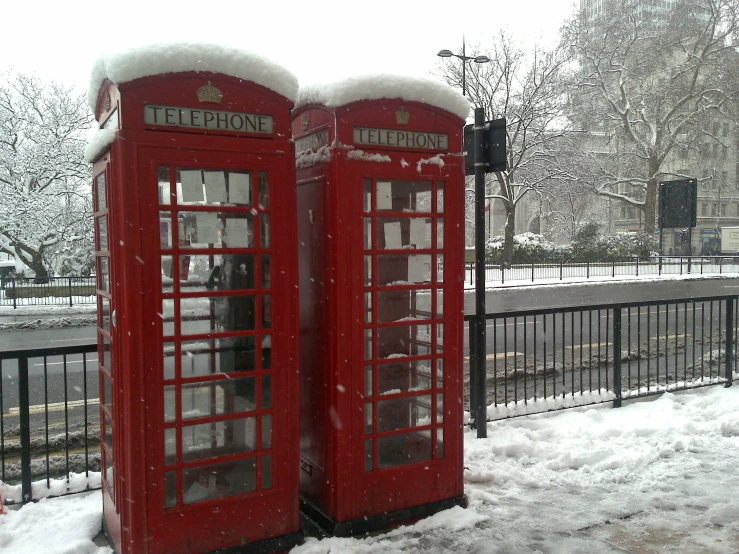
[144,105,273,135]
[354,127,448,150]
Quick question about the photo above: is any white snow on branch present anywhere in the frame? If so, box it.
[84,128,117,162]
[296,74,470,119]
[416,154,445,173]
[88,42,299,111]
[346,150,391,163]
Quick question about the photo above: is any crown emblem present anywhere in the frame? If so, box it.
[396,106,410,125]
[196,81,224,104]
[302,113,310,131]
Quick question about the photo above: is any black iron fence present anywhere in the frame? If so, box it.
[0,276,96,309]
[466,295,735,429]
[465,256,739,285]
[0,344,100,504]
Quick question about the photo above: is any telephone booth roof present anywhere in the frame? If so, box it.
[89,42,299,114]
[294,74,469,120]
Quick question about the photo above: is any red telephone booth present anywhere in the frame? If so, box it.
[87,44,301,554]
[292,77,469,535]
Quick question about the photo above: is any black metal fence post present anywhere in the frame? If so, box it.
[68,277,73,307]
[559,260,563,280]
[18,355,33,503]
[613,307,622,408]
[469,319,478,421]
[726,297,734,387]
[12,277,17,309]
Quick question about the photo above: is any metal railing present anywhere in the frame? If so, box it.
[0,276,96,309]
[464,256,739,285]
[466,295,736,428]
[0,344,100,504]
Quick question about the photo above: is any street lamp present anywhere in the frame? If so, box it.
[437,39,490,96]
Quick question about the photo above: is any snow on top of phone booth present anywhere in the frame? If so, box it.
[295,74,470,120]
[88,42,299,111]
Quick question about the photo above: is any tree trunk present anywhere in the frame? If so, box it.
[643,163,659,234]
[501,206,516,268]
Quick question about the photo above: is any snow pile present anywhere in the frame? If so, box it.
[88,42,299,111]
[416,154,445,173]
[346,150,391,163]
[84,128,116,163]
[296,145,332,169]
[296,75,469,120]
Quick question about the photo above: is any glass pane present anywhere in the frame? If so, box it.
[162,298,175,336]
[165,428,176,465]
[104,450,114,499]
[437,182,444,213]
[377,289,432,323]
[177,212,254,249]
[377,254,431,285]
[181,337,256,378]
[364,218,372,250]
[378,395,432,432]
[364,328,373,361]
[262,455,273,490]
[377,218,432,250]
[100,296,110,334]
[102,374,112,414]
[365,366,373,397]
[365,403,373,433]
[261,256,271,289]
[258,171,269,209]
[377,360,432,395]
[164,386,176,423]
[437,359,444,388]
[161,256,174,293]
[158,166,171,206]
[97,216,108,251]
[378,431,432,469]
[436,290,444,317]
[163,342,176,380]
[182,255,254,293]
[159,212,172,249]
[104,415,113,456]
[377,324,432,359]
[182,458,256,505]
[437,323,444,353]
[437,254,444,283]
[228,171,252,206]
[363,178,372,212]
[98,257,109,292]
[437,394,444,424]
[176,169,204,206]
[181,376,256,420]
[262,296,272,329]
[364,292,373,323]
[262,375,272,409]
[437,428,444,459]
[181,418,256,462]
[437,219,444,249]
[260,214,270,249]
[376,180,432,212]
[261,335,272,369]
[180,295,255,335]
[262,415,272,450]
[101,336,111,373]
[165,471,177,508]
[365,439,373,472]
[96,173,106,211]
[364,255,373,286]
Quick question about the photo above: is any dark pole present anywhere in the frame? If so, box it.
[474,107,487,438]
[462,39,467,97]
[658,184,664,272]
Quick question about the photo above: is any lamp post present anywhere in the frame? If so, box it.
[437,38,490,97]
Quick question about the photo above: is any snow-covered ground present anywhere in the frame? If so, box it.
[3,385,739,553]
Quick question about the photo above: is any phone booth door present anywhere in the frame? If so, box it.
[137,145,295,551]
[355,165,461,517]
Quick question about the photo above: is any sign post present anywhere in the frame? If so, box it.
[659,178,697,270]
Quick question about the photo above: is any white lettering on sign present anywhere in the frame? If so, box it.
[144,105,273,135]
[295,129,329,153]
[354,127,448,151]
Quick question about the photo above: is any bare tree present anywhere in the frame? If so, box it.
[0,73,93,278]
[566,0,739,233]
[439,31,573,266]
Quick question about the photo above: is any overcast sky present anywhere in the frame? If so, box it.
[1,0,577,94]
